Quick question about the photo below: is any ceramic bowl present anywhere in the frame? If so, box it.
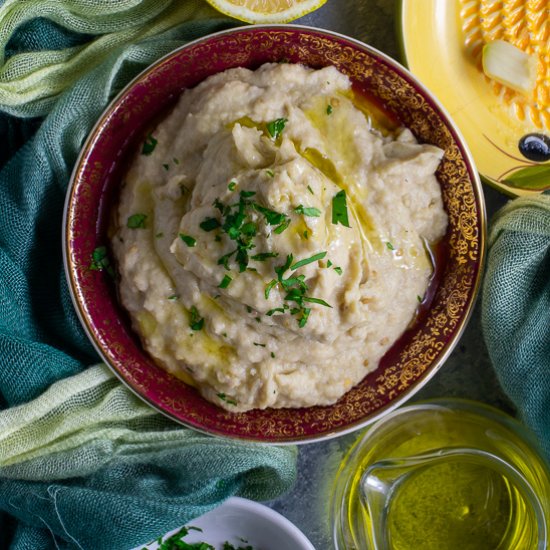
[63,25,485,443]
[139,497,316,550]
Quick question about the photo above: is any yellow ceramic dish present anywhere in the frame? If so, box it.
[400,0,550,196]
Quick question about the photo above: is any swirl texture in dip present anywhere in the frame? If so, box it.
[112,63,447,412]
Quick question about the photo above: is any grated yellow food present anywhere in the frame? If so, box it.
[460,0,550,130]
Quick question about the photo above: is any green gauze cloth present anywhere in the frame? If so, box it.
[0,2,297,549]
[482,191,550,459]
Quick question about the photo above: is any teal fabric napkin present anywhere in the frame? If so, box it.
[482,191,550,459]
[0,2,298,549]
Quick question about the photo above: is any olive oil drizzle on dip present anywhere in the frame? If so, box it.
[111,63,447,411]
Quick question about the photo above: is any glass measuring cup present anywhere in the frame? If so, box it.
[331,398,550,550]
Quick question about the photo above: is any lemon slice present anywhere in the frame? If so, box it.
[205,0,327,23]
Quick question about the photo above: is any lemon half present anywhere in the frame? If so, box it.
[205,0,328,23]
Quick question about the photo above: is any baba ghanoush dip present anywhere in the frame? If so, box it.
[112,63,448,412]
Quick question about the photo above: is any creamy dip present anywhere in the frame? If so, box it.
[112,63,447,412]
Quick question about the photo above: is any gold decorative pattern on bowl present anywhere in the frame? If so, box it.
[64,26,485,443]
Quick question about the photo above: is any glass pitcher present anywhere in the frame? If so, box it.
[331,399,550,550]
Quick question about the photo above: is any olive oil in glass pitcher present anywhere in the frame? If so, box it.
[331,399,550,550]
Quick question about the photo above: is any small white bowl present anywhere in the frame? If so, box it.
[139,497,316,550]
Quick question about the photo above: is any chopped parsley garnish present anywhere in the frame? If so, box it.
[127,213,147,229]
[252,204,286,226]
[266,117,287,140]
[253,342,266,347]
[303,296,332,308]
[228,181,237,191]
[303,230,309,240]
[173,157,180,164]
[218,274,232,289]
[294,205,321,217]
[189,306,204,331]
[271,352,276,358]
[307,185,314,195]
[162,163,169,171]
[217,393,237,406]
[206,191,291,273]
[190,188,334,328]
[200,218,221,232]
[89,246,114,277]
[155,232,164,238]
[417,295,423,303]
[273,217,290,234]
[167,294,179,301]
[265,279,278,300]
[265,169,275,178]
[179,234,196,247]
[152,525,207,550]
[327,259,333,268]
[251,252,279,261]
[327,104,333,115]
[290,251,326,270]
[266,306,286,315]
[334,266,343,275]
[386,241,395,251]
[332,190,351,227]
[141,133,157,155]
[151,524,255,550]
[265,253,331,327]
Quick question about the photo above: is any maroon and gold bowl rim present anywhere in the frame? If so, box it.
[63,25,486,444]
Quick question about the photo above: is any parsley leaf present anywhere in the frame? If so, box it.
[264,279,277,299]
[331,190,351,227]
[298,308,311,328]
[252,204,287,226]
[266,117,287,140]
[200,218,221,232]
[155,526,211,550]
[218,274,232,289]
[273,217,291,234]
[294,205,321,217]
[179,234,196,247]
[268,253,331,327]
[251,252,279,261]
[141,133,157,155]
[127,213,147,229]
[89,246,114,277]
[217,393,237,406]
[290,251,327,270]
[189,306,204,331]
[303,296,332,308]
